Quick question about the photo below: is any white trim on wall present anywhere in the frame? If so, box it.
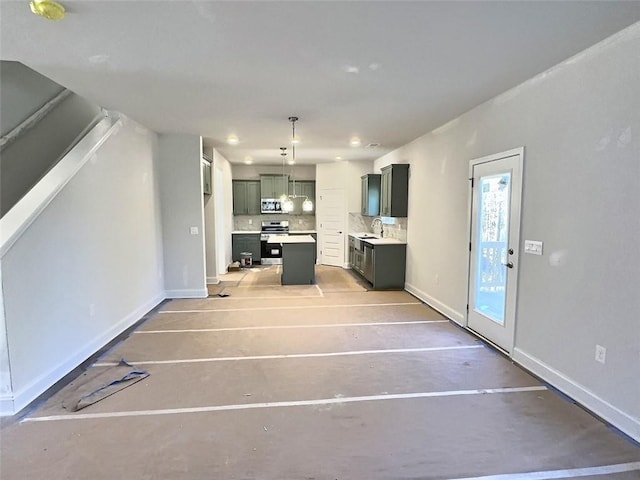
[405,282,465,325]
[0,115,120,257]
[10,293,164,415]
[513,348,640,443]
[165,289,208,299]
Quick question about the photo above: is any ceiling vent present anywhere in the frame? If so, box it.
[366,143,380,148]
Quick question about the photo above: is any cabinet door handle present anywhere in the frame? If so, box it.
[502,262,514,269]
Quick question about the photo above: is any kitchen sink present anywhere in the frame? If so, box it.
[358,235,378,239]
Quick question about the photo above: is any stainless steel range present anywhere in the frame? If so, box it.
[260,220,289,265]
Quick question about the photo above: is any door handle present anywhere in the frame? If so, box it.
[338,231,342,234]
[502,262,514,269]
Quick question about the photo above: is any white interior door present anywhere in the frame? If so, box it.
[317,188,345,267]
[467,148,523,353]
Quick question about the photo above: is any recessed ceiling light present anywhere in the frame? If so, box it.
[350,137,361,147]
[226,134,239,145]
[244,156,253,165]
[342,65,360,74]
[288,160,295,165]
[335,156,342,161]
[291,136,300,145]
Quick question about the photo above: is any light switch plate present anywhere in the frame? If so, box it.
[190,227,199,235]
[524,240,543,255]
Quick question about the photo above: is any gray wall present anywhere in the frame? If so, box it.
[1,61,103,216]
[231,164,316,181]
[157,134,207,297]
[1,115,165,412]
[0,61,64,136]
[375,24,639,440]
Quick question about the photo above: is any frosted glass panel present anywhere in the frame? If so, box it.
[474,173,511,325]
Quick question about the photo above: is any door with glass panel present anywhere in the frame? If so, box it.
[468,148,523,353]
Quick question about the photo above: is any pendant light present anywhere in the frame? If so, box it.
[279,147,290,209]
[287,116,313,213]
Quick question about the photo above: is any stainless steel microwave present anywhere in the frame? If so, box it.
[261,199,282,214]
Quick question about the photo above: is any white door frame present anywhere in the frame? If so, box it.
[465,147,524,355]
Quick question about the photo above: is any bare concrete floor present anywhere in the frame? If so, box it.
[1,266,638,479]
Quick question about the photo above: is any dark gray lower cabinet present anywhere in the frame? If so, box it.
[282,242,315,285]
[232,233,261,264]
[289,232,317,263]
[349,240,406,290]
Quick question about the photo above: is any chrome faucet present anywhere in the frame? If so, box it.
[371,217,384,238]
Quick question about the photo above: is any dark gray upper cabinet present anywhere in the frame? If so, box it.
[232,180,261,215]
[260,175,289,199]
[289,180,316,214]
[380,164,409,217]
[361,174,381,216]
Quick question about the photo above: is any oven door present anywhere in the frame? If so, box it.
[261,235,284,265]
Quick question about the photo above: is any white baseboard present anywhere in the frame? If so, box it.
[404,282,465,325]
[206,277,220,285]
[513,348,640,443]
[8,292,165,416]
[165,288,208,299]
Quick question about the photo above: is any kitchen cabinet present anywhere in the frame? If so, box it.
[290,232,317,263]
[380,164,409,217]
[232,180,261,215]
[361,174,381,216]
[349,236,406,290]
[260,175,289,199]
[348,236,365,276]
[279,236,316,285]
[289,180,316,214]
[369,243,406,289]
[202,160,212,195]
[232,233,261,263]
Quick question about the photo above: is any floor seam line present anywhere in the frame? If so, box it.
[23,386,547,423]
[92,345,484,367]
[135,320,449,334]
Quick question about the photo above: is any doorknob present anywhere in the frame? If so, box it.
[502,262,514,268]
[338,231,342,234]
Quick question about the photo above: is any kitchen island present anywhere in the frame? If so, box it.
[268,234,316,285]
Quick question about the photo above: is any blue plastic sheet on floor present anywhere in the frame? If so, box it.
[62,359,149,412]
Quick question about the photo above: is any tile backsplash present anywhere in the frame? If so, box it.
[234,215,316,232]
[349,212,407,242]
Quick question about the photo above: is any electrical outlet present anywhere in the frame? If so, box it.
[299,219,303,224]
[190,226,199,235]
[595,345,606,364]
[248,219,252,225]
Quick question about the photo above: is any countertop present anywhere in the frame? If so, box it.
[268,234,316,244]
[232,230,317,234]
[349,232,407,245]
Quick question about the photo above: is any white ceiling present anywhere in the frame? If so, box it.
[2,1,639,165]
